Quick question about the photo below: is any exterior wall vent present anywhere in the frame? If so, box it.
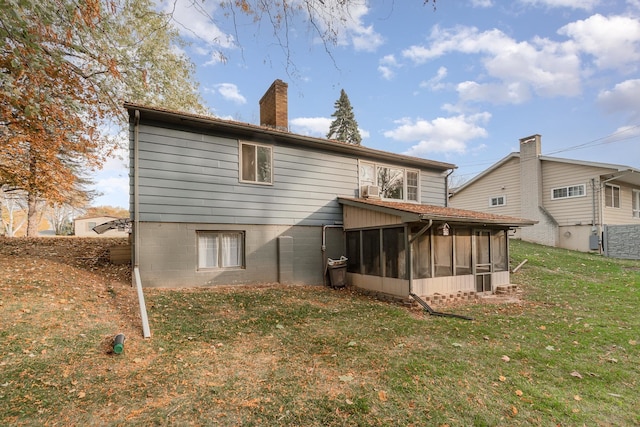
[362,185,380,198]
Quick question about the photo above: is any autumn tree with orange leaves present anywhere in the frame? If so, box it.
[0,0,206,235]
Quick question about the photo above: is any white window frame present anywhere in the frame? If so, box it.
[197,231,245,270]
[239,141,273,185]
[358,160,420,202]
[551,184,586,200]
[633,189,640,219]
[489,195,506,207]
[604,183,620,208]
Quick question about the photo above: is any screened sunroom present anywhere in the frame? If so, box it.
[338,198,535,300]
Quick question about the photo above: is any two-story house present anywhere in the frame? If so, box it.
[449,134,640,258]
[126,80,534,301]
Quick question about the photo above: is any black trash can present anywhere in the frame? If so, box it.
[327,256,348,288]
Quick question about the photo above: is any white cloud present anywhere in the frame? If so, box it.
[215,83,247,104]
[519,0,600,10]
[420,66,448,91]
[384,113,491,156]
[160,0,235,50]
[559,14,640,72]
[457,81,532,104]
[378,54,399,80]
[471,0,494,7]
[290,117,332,137]
[310,2,384,52]
[597,79,640,121]
[402,25,582,102]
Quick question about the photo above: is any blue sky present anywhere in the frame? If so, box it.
[93,0,640,208]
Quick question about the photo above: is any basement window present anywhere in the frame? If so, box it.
[198,231,244,269]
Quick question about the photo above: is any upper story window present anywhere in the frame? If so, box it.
[633,190,640,218]
[489,195,506,207]
[359,161,419,202]
[240,141,272,184]
[604,183,620,208]
[551,184,585,200]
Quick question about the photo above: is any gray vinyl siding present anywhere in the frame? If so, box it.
[131,122,448,226]
[420,170,447,205]
[134,123,355,226]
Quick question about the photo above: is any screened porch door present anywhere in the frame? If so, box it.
[475,230,492,293]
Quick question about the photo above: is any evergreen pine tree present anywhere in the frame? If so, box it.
[327,89,362,145]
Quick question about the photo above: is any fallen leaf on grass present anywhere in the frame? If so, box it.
[339,375,354,382]
[347,341,356,347]
[629,340,637,346]
[512,406,518,415]
[499,375,506,382]
[501,355,510,362]
[539,325,546,330]
[78,391,86,399]
[574,395,582,401]
[570,371,583,379]
[515,390,523,396]
[545,345,555,351]
[378,390,388,401]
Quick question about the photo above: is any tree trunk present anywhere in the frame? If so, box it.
[26,192,39,237]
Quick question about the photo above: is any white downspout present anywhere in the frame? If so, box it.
[133,110,151,338]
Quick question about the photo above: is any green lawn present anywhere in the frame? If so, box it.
[1,239,638,426]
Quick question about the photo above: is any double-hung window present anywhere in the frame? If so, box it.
[198,231,244,269]
[240,141,272,184]
[605,184,620,208]
[633,190,640,218]
[359,162,419,202]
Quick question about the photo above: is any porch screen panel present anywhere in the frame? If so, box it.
[492,230,508,272]
[434,234,453,277]
[346,231,361,273]
[412,229,431,279]
[454,229,472,275]
[383,227,406,279]
[362,229,381,276]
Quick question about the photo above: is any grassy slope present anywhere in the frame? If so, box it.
[0,239,638,426]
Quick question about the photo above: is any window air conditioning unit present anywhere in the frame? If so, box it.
[362,185,380,198]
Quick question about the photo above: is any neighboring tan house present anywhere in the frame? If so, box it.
[74,216,129,238]
[449,134,640,258]
[126,80,534,301]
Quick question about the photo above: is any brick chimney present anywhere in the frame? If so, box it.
[259,79,288,131]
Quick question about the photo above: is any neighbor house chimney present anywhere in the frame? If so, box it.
[519,134,542,217]
[259,79,288,131]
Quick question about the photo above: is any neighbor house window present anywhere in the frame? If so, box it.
[198,231,244,269]
[489,195,506,207]
[605,184,620,208]
[633,190,640,218]
[359,161,419,202]
[240,141,272,184]
[552,184,585,200]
